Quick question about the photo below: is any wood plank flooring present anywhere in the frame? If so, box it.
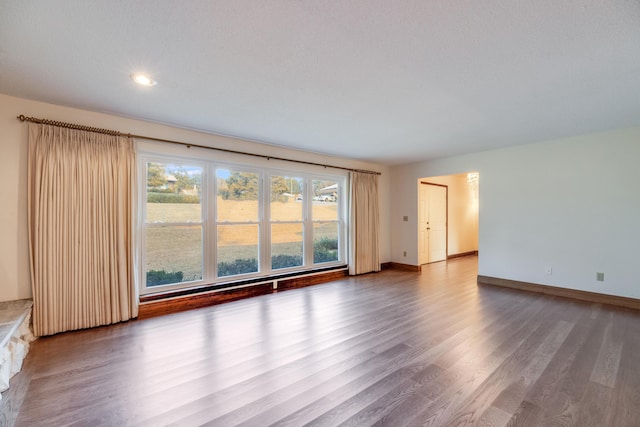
[3,255,640,426]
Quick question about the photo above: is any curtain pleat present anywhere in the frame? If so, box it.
[348,172,380,275]
[28,123,137,336]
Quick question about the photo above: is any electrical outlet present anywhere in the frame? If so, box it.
[545,267,552,275]
[596,272,604,281]
[403,251,407,257]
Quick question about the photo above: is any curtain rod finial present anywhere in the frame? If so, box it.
[17,114,26,121]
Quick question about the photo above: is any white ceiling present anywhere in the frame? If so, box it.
[1,1,639,165]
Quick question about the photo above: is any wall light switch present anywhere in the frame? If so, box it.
[403,216,408,221]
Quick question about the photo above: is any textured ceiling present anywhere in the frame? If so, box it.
[1,0,639,165]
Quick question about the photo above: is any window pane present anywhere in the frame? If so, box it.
[271,223,303,269]
[312,180,339,221]
[217,169,259,222]
[314,222,339,263]
[146,225,203,286]
[271,175,303,221]
[217,224,259,277]
[146,162,202,223]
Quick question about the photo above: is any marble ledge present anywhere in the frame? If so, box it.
[0,299,35,400]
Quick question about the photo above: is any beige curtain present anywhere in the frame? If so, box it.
[28,123,137,336]
[348,171,380,275]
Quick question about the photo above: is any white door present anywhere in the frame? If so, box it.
[419,183,447,264]
[427,184,447,263]
[418,183,429,264]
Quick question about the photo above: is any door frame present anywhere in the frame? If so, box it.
[419,181,448,264]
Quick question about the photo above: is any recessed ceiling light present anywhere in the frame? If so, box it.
[131,73,157,87]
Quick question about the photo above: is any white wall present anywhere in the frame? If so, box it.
[0,93,390,301]
[421,173,478,257]
[391,126,640,299]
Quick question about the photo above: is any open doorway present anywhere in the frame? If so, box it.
[419,182,448,264]
[418,172,479,265]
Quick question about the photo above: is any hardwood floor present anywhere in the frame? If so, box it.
[3,255,640,426]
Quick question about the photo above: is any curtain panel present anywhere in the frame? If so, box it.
[28,123,137,336]
[348,172,380,275]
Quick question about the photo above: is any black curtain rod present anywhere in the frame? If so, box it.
[17,114,381,176]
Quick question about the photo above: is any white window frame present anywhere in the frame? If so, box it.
[213,164,263,279]
[138,155,209,294]
[310,175,346,266]
[138,151,348,295]
[267,170,306,272]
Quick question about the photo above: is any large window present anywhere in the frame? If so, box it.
[139,156,346,293]
[144,161,204,287]
[270,174,304,270]
[312,179,340,264]
[216,169,260,277]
